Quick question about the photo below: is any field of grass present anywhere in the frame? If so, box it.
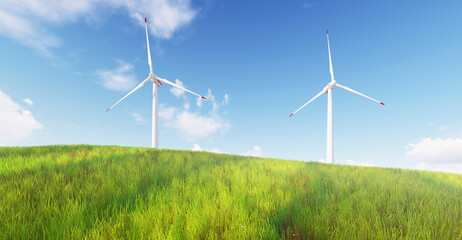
[0,145,461,239]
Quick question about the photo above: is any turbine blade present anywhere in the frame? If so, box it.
[106,77,150,112]
[157,77,206,99]
[327,29,335,82]
[289,88,326,117]
[336,83,385,105]
[145,18,153,74]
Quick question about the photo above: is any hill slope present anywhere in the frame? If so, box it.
[0,145,461,239]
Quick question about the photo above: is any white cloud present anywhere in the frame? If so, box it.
[192,144,202,151]
[345,159,377,167]
[173,111,230,141]
[159,92,231,141]
[405,137,462,174]
[244,146,262,157]
[97,61,137,91]
[406,138,462,163]
[0,8,61,55]
[131,112,147,125]
[196,89,212,108]
[158,105,176,120]
[209,148,221,153]
[23,98,33,106]
[208,89,218,111]
[191,144,222,153]
[127,0,196,39]
[168,83,228,110]
[0,89,42,145]
[170,79,186,98]
[302,2,315,9]
[197,89,230,112]
[318,158,328,163]
[0,0,197,53]
[196,96,203,107]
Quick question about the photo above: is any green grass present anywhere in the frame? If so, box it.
[0,145,461,239]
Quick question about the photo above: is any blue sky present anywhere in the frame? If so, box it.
[1,0,462,174]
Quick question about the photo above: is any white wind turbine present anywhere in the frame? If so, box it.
[289,30,385,164]
[106,18,207,148]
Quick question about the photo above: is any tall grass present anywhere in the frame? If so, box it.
[0,145,461,239]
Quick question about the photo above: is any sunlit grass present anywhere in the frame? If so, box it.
[0,145,461,239]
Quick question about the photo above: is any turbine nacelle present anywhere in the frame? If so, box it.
[323,81,336,92]
[149,73,163,87]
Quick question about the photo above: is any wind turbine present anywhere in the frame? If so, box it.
[289,30,385,164]
[106,18,207,148]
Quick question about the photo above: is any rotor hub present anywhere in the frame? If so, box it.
[323,81,336,91]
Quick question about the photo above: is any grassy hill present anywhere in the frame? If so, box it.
[0,145,461,239]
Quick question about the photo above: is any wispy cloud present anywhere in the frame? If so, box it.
[159,90,231,141]
[302,2,316,9]
[131,112,147,125]
[23,98,34,106]
[192,144,202,151]
[162,109,231,141]
[0,89,42,145]
[128,0,197,39]
[158,105,176,120]
[191,144,221,153]
[0,0,198,53]
[197,89,230,113]
[318,158,328,163]
[244,146,262,157]
[170,79,186,98]
[406,137,462,163]
[0,8,60,55]
[97,60,137,91]
[405,137,462,174]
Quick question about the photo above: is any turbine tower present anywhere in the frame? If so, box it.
[106,18,206,148]
[289,30,385,164]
